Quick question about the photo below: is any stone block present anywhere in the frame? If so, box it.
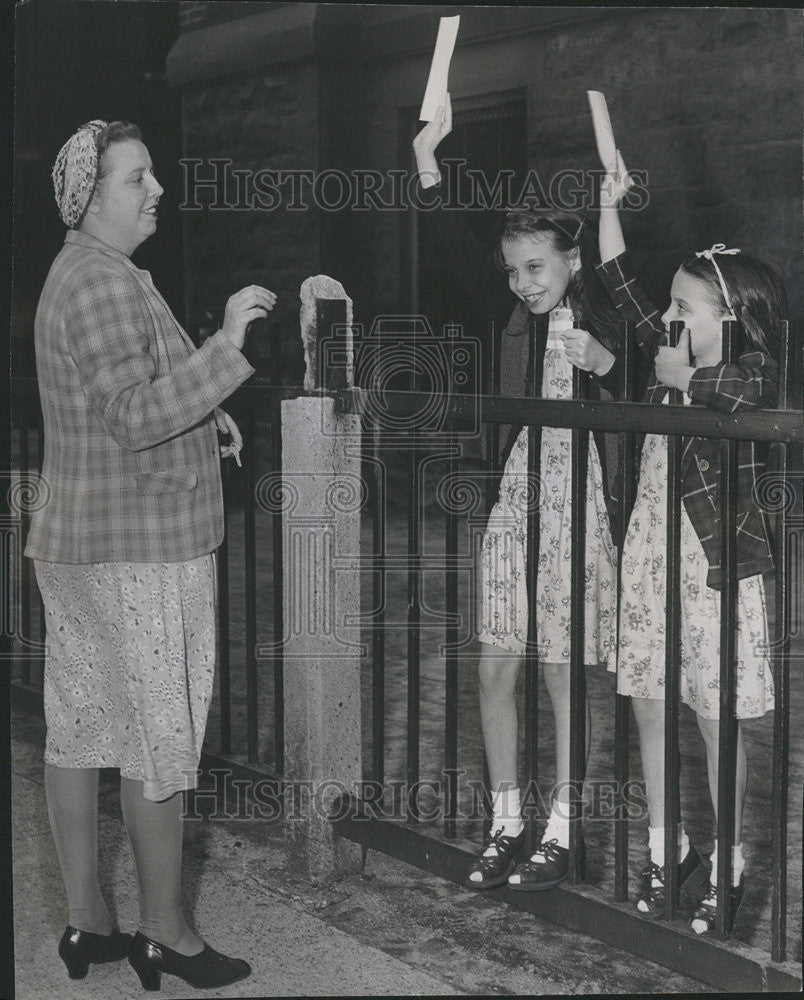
[300,276,354,392]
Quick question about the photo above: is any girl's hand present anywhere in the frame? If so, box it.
[562,329,615,377]
[221,285,277,351]
[656,328,694,393]
[215,407,243,466]
[599,148,633,209]
[412,94,452,185]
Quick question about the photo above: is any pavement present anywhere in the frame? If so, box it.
[10,709,709,999]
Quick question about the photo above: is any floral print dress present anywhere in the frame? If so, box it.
[35,554,217,801]
[616,398,774,720]
[477,307,617,664]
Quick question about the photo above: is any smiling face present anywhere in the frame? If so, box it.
[501,234,579,315]
[661,268,732,367]
[82,139,163,255]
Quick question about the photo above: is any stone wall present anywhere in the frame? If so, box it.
[168,5,801,380]
[179,63,321,375]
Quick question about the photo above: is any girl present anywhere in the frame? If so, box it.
[414,99,626,891]
[597,153,784,931]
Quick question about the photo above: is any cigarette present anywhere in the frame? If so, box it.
[232,444,242,468]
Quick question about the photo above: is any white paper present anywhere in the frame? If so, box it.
[419,16,460,122]
[587,90,617,169]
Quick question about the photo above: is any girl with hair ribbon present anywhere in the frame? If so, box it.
[597,150,785,933]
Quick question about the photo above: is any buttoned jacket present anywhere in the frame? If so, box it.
[25,230,254,564]
[595,252,777,589]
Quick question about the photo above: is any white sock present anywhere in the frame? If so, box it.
[487,786,523,844]
[648,825,690,870]
[709,841,744,888]
[537,802,569,855]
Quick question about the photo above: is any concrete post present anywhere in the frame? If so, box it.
[281,285,363,881]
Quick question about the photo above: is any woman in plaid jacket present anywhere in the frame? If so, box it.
[25,119,275,990]
[597,152,787,934]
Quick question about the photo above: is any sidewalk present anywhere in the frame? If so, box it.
[11,710,707,998]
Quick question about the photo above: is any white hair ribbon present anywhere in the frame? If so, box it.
[694,243,741,314]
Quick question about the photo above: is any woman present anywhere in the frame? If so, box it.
[25,119,276,991]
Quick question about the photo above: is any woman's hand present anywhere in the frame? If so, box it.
[215,407,243,466]
[599,148,633,209]
[656,328,694,393]
[221,285,277,351]
[412,94,452,186]
[561,329,615,377]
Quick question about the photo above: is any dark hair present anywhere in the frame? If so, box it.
[679,252,788,361]
[493,208,621,353]
[95,120,143,182]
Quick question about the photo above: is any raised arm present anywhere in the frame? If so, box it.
[598,148,631,263]
[412,94,453,189]
[595,155,665,357]
[412,94,501,317]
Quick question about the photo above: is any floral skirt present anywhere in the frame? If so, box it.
[34,555,217,800]
[616,432,774,720]
[477,424,617,664]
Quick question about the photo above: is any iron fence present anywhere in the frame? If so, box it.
[330,314,802,992]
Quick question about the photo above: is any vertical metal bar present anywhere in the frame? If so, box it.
[481,320,500,839]
[569,364,588,885]
[218,461,232,755]
[770,319,791,961]
[715,319,740,934]
[406,324,421,822]
[524,317,541,853]
[36,417,45,674]
[243,408,259,765]
[370,411,386,794]
[663,319,685,919]
[271,326,285,775]
[485,321,500,512]
[614,320,635,901]
[19,419,31,687]
[444,331,460,839]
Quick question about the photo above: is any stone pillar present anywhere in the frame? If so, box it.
[281,285,363,881]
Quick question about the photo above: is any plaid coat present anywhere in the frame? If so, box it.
[595,252,777,589]
[25,230,254,564]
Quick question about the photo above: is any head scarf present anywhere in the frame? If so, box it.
[51,120,108,228]
[694,243,741,315]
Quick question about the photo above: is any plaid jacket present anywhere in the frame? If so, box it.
[25,230,254,563]
[595,252,776,589]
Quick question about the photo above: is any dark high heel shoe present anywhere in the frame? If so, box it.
[128,931,251,991]
[58,926,133,979]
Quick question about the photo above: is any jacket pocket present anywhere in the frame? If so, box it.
[135,468,199,495]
